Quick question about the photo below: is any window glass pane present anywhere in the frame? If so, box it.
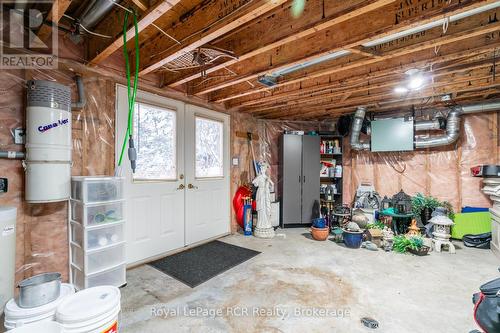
[195,116,223,178]
[133,103,176,180]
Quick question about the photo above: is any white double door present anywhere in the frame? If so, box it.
[116,85,230,265]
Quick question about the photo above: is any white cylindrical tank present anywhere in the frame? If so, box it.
[25,80,72,203]
[0,206,16,316]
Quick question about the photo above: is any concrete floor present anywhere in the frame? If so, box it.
[120,228,499,333]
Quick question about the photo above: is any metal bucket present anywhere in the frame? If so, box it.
[18,272,61,308]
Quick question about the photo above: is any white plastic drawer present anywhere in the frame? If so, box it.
[71,176,124,203]
[71,242,125,274]
[70,221,124,251]
[71,264,126,290]
[70,199,124,226]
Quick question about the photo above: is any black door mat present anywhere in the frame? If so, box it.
[148,240,260,288]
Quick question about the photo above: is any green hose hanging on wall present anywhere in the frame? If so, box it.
[117,9,140,174]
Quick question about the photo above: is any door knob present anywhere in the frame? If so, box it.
[176,184,185,190]
[187,183,198,189]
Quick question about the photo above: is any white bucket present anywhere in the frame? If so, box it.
[56,286,121,333]
[4,284,75,330]
[8,321,63,333]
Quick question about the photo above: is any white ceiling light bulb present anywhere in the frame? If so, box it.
[408,75,425,90]
[394,86,409,94]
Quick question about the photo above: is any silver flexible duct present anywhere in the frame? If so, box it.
[461,101,500,114]
[79,0,122,30]
[414,119,442,131]
[414,107,461,148]
[350,107,370,150]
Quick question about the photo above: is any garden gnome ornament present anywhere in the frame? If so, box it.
[252,161,275,238]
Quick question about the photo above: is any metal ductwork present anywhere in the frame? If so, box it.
[350,107,370,151]
[349,101,500,151]
[414,118,446,131]
[414,107,461,149]
[79,0,122,30]
[414,101,500,148]
[461,101,500,114]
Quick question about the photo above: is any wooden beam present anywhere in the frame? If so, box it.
[347,46,382,58]
[131,0,148,12]
[227,42,498,108]
[88,0,181,66]
[138,0,289,76]
[214,17,500,102]
[166,0,394,87]
[37,0,72,42]
[193,1,499,98]
[241,56,497,113]
[254,67,497,117]
[268,78,500,119]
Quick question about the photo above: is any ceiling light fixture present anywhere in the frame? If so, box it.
[394,86,409,94]
[394,68,428,94]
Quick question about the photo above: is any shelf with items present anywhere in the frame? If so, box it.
[69,176,126,290]
[319,133,343,226]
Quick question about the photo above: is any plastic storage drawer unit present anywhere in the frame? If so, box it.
[71,176,124,203]
[70,221,124,251]
[70,199,124,227]
[71,263,126,290]
[71,242,125,275]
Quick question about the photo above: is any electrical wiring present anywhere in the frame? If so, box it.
[62,14,113,39]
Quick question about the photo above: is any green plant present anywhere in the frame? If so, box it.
[366,221,385,230]
[411,193,455,219]
[411,193,440,217]
[393,235,424,253]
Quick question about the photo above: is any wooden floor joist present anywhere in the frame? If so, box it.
[88,0,182,66]
[213,18,500,104]
[138,0,289,76]
[165,0,394,87]
[37,0,72,43]
[191,0,499,97]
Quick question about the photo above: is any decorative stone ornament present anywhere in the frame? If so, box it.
[429,215,456,253]
[391,189,412,214]
[381,196,392,210]
[406,218,421,237]
[252,162,275,239]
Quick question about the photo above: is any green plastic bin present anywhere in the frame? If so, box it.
[451,212,492,240]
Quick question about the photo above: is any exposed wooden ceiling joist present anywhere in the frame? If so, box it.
[264,76,500,119]
[37,0,73,42]
[88,0,182,66]
[165,0,394,87]
[137,0,289,76]
[191,0,499,97]
[228,38,499,109]
[212,14,500,104]
[244,60,497,115]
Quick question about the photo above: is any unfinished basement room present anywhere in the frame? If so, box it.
[1,0,500,332]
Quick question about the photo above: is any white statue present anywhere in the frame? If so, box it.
[252,162,275,238]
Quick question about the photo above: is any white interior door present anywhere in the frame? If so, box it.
[184,105,230,245]
[116,85,185,265]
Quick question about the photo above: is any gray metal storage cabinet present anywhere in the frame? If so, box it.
[280,134,320,225]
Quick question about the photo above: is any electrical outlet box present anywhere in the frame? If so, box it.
[0,178,8,193]
[13,128,25,145]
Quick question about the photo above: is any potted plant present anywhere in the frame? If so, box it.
[411,193,440,225]
[393,235,430,255]
[343,222,364,248]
